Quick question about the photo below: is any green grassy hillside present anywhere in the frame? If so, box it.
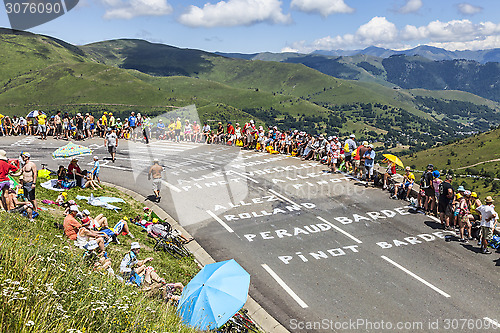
[2,30,500,149]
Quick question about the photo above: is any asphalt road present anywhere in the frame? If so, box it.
[3,136,500,332]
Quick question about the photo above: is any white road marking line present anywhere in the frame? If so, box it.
[484,317,500,328]
[261,264,308,309]
[316,216,363,244]
[268,189,300,206]
[381,255,451,298]
[206,210,234,233]
[227,170,259,183]
[161,180,181,193]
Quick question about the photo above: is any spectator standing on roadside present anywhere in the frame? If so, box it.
[418,164,435,212]
[363,144,376,182]
[439,174,455,230]
[37,113,47,140]
[104,128,118,163]
[54,111,62,139]
[344,134,357,173]
[148,159,163,202]
[128,112,137,141]
[174,117,182,142]
[476,196,497,254]
[20,152,38,212]
[76,113,84,140]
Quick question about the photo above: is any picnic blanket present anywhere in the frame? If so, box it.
[76,193,124,210]
[41,179,65,192]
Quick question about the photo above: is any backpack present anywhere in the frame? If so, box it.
[421,171,431,189]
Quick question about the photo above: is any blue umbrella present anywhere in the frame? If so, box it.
[26,110,45,118]
[177,259,250,330]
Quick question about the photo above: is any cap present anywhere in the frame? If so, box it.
[69,205,79,212]
[485,196,494,203]
[107,127,111,131]
[350,134,355,138]
[22,152,30,158]
[464,190,471,196]
[143,207,150,212]
[368,144,374,148]
[405,166,411,171]
[152,218,159,223]
[130,242,141,250]
[427,164,434,170]
[456,193,462,200]
[432,170,440,178]
[457,186,465,192]
[362,141,368,146]
[68,200,76,205]
[446,174,453,180]
[0,150,8,161]
[77,113,81,116]
[82,209,90,216]
[93,156,98,160]
[471,192,477,198]
[250,120,254,124]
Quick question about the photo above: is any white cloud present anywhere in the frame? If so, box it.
[457,3,483,16]
[397,0,422,14]
[178,0,291,28]
[290,0,354,17]
[287,17,500,52]
[103,0,173,19]
[297,17,400,52]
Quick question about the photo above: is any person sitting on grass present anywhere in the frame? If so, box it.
[83,242,114,275]
[56,191,67,206]
[80,209,109,230]
[97,218,135,245]
[63,205,105,252]
[5,188,34,220]
[83,171,102,190]
[120,242,165,287]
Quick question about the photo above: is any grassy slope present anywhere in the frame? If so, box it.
[0,178,199,333]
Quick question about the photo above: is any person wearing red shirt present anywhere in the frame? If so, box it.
[0,150,19,211]
[67,158,86,187]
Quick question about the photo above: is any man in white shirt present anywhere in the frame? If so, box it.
[475,196,498,254]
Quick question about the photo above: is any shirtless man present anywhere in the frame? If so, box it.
[148,159,163,202]
[6,188,33,219]
[20,152,37,211]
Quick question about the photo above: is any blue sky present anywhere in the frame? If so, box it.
[1,0,499,53]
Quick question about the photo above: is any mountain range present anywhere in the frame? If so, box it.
[217,45,500,64]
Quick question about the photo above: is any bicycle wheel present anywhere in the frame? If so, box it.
[168,242,186,258]
[172,236,191,257]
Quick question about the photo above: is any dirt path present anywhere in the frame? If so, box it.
[456,158,500,170]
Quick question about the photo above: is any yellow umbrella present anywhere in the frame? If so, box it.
[383,154,404,168]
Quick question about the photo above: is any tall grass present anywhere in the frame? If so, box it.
[0,182,200,333]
